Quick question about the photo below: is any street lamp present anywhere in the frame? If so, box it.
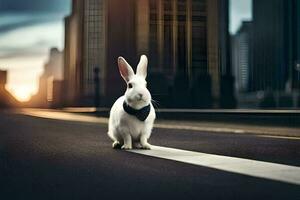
[94,67,100,107]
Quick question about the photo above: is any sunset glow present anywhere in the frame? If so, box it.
[0,18,65,102]
[7,85,34,102]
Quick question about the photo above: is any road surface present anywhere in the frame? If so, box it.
[1,110,299,199]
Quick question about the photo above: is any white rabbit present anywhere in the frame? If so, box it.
[107,55,156,150]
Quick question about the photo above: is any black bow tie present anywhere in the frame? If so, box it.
[123,101,151,121]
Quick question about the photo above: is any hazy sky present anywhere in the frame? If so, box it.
[0,0,70,101]
[0,0,252,102]
[230,0,252,34]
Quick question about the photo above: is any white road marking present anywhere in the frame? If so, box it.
[129,145,300,185]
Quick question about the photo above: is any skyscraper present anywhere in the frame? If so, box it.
[64,0,136,106]
[64,0,84,106]
[64,0,231,108]
[291,0,300,90]
[81,0,106,105]
[136,0,231,108]
[232,21,252,93]
[252,0,300,92]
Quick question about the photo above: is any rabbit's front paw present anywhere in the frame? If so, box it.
[121,144,132,150]
[141,143,152,150]
[112,141,122,149]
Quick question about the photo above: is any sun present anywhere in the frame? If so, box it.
[14,89,32,102]
[7,85,34,102]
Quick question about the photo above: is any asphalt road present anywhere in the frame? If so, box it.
[1,111,300,200]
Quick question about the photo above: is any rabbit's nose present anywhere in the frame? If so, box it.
[138,93,143,98]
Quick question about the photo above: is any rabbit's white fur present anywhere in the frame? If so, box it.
[108,55,156,150]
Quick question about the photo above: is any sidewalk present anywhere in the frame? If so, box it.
[155,119,300,139]
[60,107,300,138]
[62,107,300,122]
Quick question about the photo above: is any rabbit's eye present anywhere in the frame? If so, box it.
[128,83,133,88]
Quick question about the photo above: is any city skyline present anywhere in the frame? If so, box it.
[0,0,250,102]
[0,0,70,101]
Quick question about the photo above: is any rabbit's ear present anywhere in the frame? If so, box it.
[118,56,134,82]
[136,55,148,78]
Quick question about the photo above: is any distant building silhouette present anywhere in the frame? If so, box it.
[0,70,19,107]
[231,21,252,93]
[29,48,63,107]
[64,0,233,108]
[0,70,6,87]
